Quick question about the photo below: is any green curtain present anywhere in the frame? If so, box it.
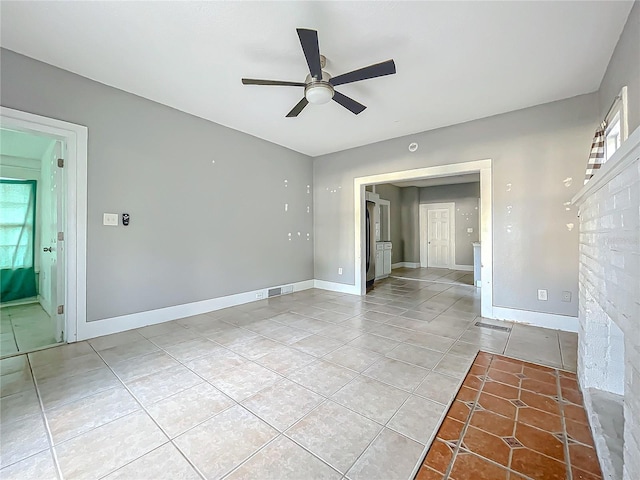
[0,179,37,302]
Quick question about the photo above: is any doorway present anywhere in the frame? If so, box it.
[0,129,65,355]
[0,107,87,354]
[353,159,493,319]
[419,203,455,268]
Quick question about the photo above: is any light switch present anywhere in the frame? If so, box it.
[103,213,118,226]
[467,228,474,233]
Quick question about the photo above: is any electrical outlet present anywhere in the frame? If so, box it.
[338,267,343,275]
[562,291,572,302]
[256,292,264,299]
[537,289,548,301]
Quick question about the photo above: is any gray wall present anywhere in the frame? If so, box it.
[313,93,598,318]
[419,183,480,266]
[1,49,314,322]
[373,183,403,264]
[400,187,420,264]
[598,1,640,133]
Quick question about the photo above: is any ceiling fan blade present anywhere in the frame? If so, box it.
[297,28,322,80]
[286,97,309,117]
[330,59,396,87]
[332,91,366,115]
[242,79,305,87]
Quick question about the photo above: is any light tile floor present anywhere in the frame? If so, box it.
[391,267,475,286]
[0,277,577,479]
[1,303,59,356]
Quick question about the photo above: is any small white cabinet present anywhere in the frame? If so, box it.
[383,243,392,276]
[375,242,392,279]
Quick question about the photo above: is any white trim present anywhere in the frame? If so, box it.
[313,279,360,295]
[375,198,391,242]
[78,280,314,340]
[419,202,456,268]
[493,306,578,333]
[354,159,493,318]
[0,106,87,344]
[604,86,628,142]
[453,265,473,272]
[573,126,640,206]
[391,262,420,269]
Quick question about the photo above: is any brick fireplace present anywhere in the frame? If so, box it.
[572,127,639,480]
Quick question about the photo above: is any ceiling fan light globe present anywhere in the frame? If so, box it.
[305,84,334,105]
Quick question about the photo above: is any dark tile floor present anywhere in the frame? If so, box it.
[415,352,602,480]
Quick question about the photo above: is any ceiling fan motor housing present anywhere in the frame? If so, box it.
[304,71,334,104]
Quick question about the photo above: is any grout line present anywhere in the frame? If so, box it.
[557,331,567,369]
[8,315,19,354]
[25,353,65,480]
[557,370,574,480]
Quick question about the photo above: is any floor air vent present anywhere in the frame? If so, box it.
[268,285,293,297]
[474,321,511,332]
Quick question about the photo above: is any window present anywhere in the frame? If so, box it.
[603,86,628,162]
[605,113,621,161]
[0,179,37,270]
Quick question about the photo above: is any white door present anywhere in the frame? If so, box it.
[427,208,451,268]
[39,141,65,342]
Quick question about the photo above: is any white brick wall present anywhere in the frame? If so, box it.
[575,137,639,480]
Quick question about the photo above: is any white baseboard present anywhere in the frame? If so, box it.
[0,297,38,308]
[77,280,314,341]
[492,306,579,333]
[391,262,420,269]
[313,279,360,295]
[453,264,473,272]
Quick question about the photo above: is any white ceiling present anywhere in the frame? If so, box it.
[391,173,480,189]
[0,1,633,157]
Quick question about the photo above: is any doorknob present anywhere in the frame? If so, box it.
[43,247,52,252]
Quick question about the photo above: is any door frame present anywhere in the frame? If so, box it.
[419,202,455,268]
[0,106,87,343]
[354,159,493,319]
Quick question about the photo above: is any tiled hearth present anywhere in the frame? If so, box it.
[416,352,602,480]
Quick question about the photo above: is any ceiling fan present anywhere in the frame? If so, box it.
[242,28,396,117]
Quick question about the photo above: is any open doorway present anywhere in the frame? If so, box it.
[354,159,493,318]
[0,128,65,355]
[1,107,87,355]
